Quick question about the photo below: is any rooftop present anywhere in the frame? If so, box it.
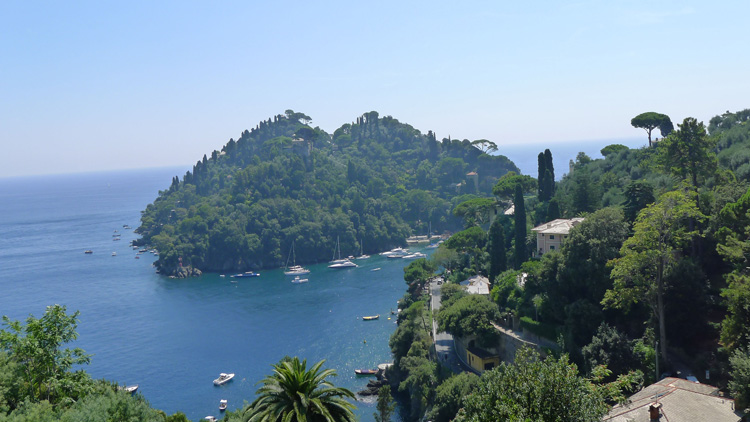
[531,218,585,235]
[460,275,490,295]
[604,377,744,422]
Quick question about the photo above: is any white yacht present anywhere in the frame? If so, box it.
[213,373,235,386]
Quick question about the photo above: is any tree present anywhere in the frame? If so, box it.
[403,259,437,294]
[546,198,561,221]
[603,190,704,363]
[444,226,486,252]
[582,323,639,377]
[373,385,395,422]
[654,117,717,189]
[427,372,479,422]
[729,348,750,411]
[492,172,536,199]
[537,152,547,200]
[437,295,501,347]
[542,207,630,345]
[622,180,655,223]
[244,357,356,422]
[600,144,629,157]
[631,112,672,147]
[488,218,507,283]
[0,305,91,406]
[454,347,608,422]
[453,198,496,227]
[471,139,498,154]
[513,185,527,268]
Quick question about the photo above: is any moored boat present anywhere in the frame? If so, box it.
[213,373,235,385]
[354,369,378,375]
[84,250,93,254]
[328,259,357,269]
[231,271,259,278]
[219,399,228,411]
[362,315,379,320]
[291,276,308,284]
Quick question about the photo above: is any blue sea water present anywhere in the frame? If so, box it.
[0,167,415,421]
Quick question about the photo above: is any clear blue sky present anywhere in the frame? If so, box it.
[1,0,748,178]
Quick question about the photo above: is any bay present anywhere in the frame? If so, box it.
[0,167,412,421]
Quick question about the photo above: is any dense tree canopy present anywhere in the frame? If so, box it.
[137,111,518,276]
[455,348,608,422]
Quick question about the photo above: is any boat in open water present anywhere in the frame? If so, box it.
[291,276,308,284]
[213,373,235,386]
[231,271,259,278]
[362,315,379,321]
[219,399,228,411]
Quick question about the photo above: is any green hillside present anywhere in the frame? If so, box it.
[136,110,518,276]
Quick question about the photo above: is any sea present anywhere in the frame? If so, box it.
[0,167,417,421]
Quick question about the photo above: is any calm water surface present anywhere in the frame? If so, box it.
[0,167,416,421]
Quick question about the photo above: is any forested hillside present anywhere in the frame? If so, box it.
[385,108,750,421]
[137,110,518,275]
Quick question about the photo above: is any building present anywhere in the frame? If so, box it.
[459,275,491,296]
[531,218,584,256]
[604,377,744,422]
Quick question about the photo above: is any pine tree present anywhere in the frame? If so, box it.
[513,185,527,269]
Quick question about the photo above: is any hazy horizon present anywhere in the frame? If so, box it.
[2,1,748,178]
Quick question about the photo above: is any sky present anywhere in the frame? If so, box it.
[1,0,749,178]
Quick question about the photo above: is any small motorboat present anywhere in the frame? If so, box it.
[84,250,93,254]
[231,271,260,278]
[291,276,308,284]
[219,399,228,411]
[362,315,379,321]
[354,369,378,375]
[370,268,381,271]
[117,384,138,394]
[135,255,140,259]
[204,417,217,422]
[213,373,235,386]
[111,252,117,256]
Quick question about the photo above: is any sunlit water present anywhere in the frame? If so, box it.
[0,167,416,421]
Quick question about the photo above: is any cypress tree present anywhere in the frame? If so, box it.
[547,198,561,221]
[544,149,555,197]
[513,185,527,269]
[489,218,507,282]
[537,152,546,200]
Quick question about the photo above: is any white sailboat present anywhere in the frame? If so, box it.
[355,238,370,260]
[328,236,358,269]
[284,242,310,275]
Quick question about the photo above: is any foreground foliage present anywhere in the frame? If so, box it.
[455,348,609,422]
[0,306,186,421]
[243,357,355,422]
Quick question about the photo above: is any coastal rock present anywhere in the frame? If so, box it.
[171,266,203,278]
[357,378,387,396]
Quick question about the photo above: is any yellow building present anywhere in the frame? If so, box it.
[531,218,584,256]
[466,344,500,373]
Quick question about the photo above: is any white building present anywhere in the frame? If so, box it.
[531,218,584,256]
[460,275,491,296]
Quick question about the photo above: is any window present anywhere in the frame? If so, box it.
[550,245,555,250]
[549,235,555,240]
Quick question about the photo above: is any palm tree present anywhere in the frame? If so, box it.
[244,357,357,422]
